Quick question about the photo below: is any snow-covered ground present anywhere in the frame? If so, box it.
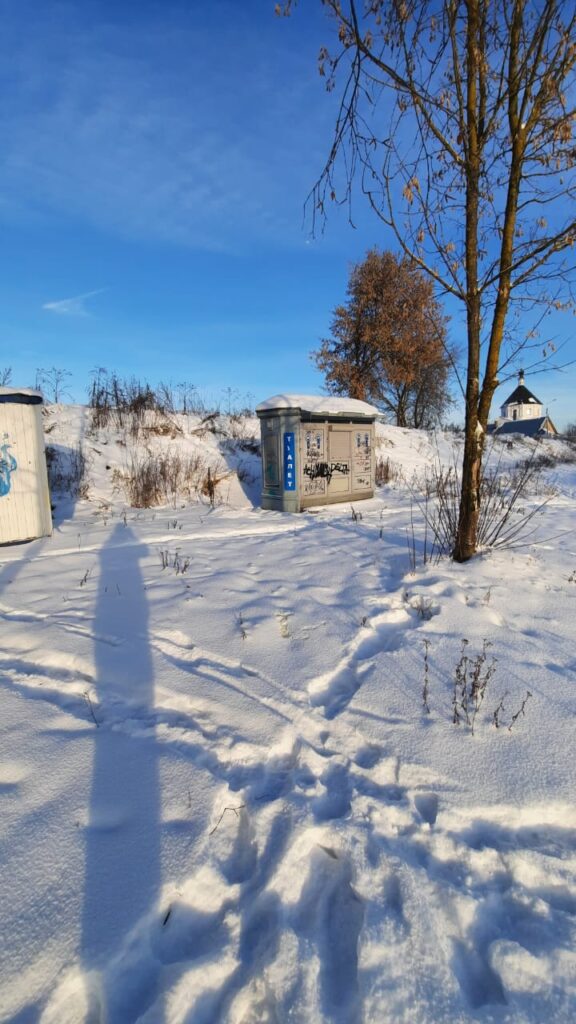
[1,405,575,1024]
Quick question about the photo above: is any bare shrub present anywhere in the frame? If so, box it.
[221,388,256,416]
[88,371,188,436]
[36,367,73,403]
[375,456,398,486]
[412,447,554,557]
[89,371,233,425]
[115,451,228,508]
[190,412,223,439]
[225,413,260,452]
[513,446,576,476]
[140,411,183,440]
[200,466,231,507]
[176,382,203,415]
[231,437,260,455]
[423,640,531,733]
[159,549,190,574]
[452,639,497,734]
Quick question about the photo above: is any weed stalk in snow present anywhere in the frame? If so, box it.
[452,639,497,734]
[508,690,533,731]
[209,804,246,836]
[492,694,507,728]
[422,639,431,714]
[83,690,100,727]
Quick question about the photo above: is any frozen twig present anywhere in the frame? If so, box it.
[209,804,246,836]
[83,690,100,727]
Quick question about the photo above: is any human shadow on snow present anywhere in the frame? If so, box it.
[81,523,163,1023]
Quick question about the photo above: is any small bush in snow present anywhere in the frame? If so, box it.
[492,690,533,731]
[375,456,399,486]
[114,451,224,507]
[422,639,534,734]
[89,371,191,438]
[159,549,190,574]
[412,447,555,557]
[452,639,497,734]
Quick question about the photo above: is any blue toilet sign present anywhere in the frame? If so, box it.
[283,432,296,491]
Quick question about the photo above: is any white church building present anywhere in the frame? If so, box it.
[490,371,558,438]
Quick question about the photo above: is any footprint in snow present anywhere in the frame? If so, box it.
[312,762,353,822]
[293,845,365,1024]
[221,805,258,885]
[414,792,439,827]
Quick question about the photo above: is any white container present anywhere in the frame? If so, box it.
[0,388,52,544]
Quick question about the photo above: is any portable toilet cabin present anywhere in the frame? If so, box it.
[0,388,52,544]
[256,394,379,512]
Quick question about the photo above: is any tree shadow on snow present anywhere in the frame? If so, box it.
[81,523,163,1022]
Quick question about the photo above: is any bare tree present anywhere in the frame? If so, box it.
[35,366,73,403]
[282,0,576,560]
[313,248,453,426]
[0,367,12,387]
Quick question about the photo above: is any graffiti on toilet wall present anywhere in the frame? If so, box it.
[302,429,327,496]
[303,461,350,485]
[352,431,372,490]
[0,436,17,497]
[300,426,373,496]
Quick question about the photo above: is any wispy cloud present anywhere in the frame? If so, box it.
[0,5,329,252]
[42,289,104,317]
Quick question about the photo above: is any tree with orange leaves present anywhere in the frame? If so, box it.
[313,249,453,428]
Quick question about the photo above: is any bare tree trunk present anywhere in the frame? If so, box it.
[396,387,408,428]
[454,282,483,561]
[454,415,482,562]
[453,0,483,562]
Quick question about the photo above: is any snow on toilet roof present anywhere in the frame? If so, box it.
[256,394,380,417]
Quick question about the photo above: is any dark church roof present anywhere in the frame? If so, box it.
[493,416,555,437]
[502,383,542,406]
[501,371,541,407]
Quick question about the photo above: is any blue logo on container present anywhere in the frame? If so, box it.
[0,436,17,497]
[283,432,296,491]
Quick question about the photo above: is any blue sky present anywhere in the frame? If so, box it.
[1,0,574,427]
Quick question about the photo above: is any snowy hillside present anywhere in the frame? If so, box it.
[1,404,576,1024]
